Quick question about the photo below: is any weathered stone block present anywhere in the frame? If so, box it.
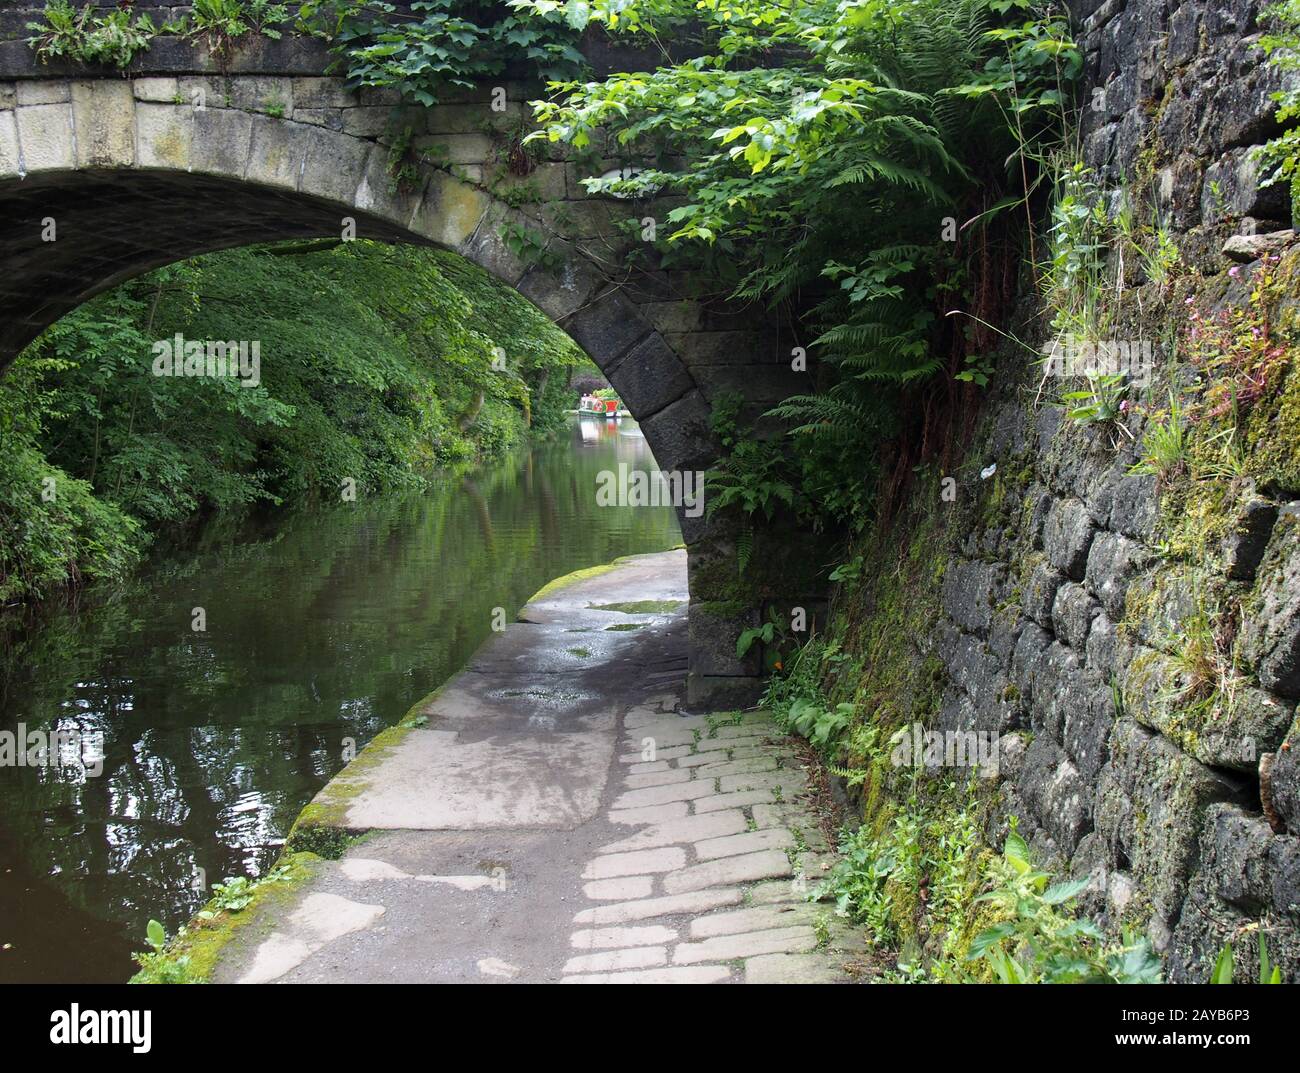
[934,683,974,736]
[1017,735,1091,854]
[342,147,416,234]
[398,169,482,248]
[690,364,809,409]
[177,76,231,111]
[458,204,538,286]
[425,102,499,134]
[1095,718,1249,934]
[686,673,764,710]
[490,161,567,205]
[1202,146,1289,226]
[1167,827,1300,982]
[131,76,180,103]
[639,300,703,334]
[357,85,403,108]
[14,103,73,172]
[71,81,135,168]
[299,123,374,205]
[562,288,651,368]
[16,80,68,105]
[1215,688,1295,769]
[1085,530,1148,619]
[945,627,999,700]
[638,390,718,475]
[1196,41,1284,158]
[134,102,192,171]
[0,108,17,178]
[293,108,344,132]
[1010,621,1052,708]
[688,601,759,678]
[191,106,253,178]
[1222,495,1278,582]
[1022,484,1054,549]
[1241,510,1300,699]
[227,76,294,116]
[661,330,776,366]
[942,559,1004,636]
[414,132,493,166]
[245,113,310,191]
[1271,715,1300,837]
[1157,5,1194,61]
[293,77,358,111]
[544,198,629,242]
[1121,644,1181,728]
[1043,497,1097,579]
[342,106,393,138]
[1123,565,1200,655]
[1167,873,1261,982]
[1224,230,1296,263]
[1271,836,1300,917]
[1061,673,1114,783]
[1052,580,1100,651]
[1108,471,1159,541]
[1021,559,1063,628]
[988,608,1023,662]
[1085,610,1122,677]
[1202,803,1278,914]
[605,332,693,420]
[515,240,602,322]
[1034,641,1083,744]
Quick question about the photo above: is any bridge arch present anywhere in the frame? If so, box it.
[0,60,807,703]
[0,78,712,468]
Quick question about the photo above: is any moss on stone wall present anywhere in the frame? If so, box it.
[804,468,1012,962]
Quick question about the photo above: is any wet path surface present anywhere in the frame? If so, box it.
[204,551,864,984]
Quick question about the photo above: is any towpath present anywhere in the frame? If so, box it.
[197,550,864,983]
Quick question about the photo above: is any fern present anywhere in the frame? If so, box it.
[736,525,754,575]
[524,0,1077,535]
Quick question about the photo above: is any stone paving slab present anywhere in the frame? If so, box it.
[195,551,858,984]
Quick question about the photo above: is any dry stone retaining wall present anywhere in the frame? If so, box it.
[900,0,1300,980]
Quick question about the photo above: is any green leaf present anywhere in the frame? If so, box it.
[1004,830,1030,869]
[968,922,1015,959]
[1041,878,1090,905]
[1210,941,1234,984]
[146,919,166,952]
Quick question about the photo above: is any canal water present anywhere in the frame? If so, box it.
[0,418,680,983]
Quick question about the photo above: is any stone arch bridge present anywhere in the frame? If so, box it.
[0,5,820,705]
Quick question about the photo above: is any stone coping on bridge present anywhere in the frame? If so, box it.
[0,29,337,81]
[0,18,684,81]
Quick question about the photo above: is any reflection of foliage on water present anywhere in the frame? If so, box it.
[0,427,679,978]
[0,240,587,605]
